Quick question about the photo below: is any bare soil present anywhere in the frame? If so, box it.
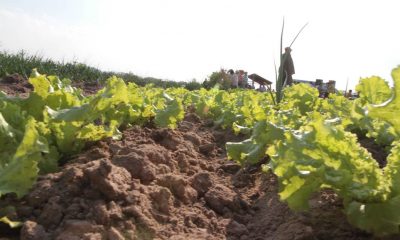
[0,74,32,97]
[71,81,103,95]
[0,74,103,96]
[358,136,389,168]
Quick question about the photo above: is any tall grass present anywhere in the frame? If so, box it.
[0,50,202,90]
[0,50,103,82]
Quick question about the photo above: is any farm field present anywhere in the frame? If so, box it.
[0,68,399,240]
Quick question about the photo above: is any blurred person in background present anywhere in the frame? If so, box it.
[230,69,239,88]
[281,47,295,87]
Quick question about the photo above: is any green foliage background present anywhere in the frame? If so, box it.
[0,50,203,90]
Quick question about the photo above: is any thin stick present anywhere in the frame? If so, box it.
[276,18,285,103]
[344,78,349,96]
[280,18,285,69]
[270,59,277,105]
[289,22,309,48]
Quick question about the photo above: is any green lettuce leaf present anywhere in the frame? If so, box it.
[281,83,320,115]
[154,93,184,129]
[266,116,387,210]
[47,76,128,123]
[0,118,45,198]
[0,216,22,228]
[227,121,284,165]
[28,72,51,99]
[367,67,400,137]
[345,141,400,236]
[356,76,391,104]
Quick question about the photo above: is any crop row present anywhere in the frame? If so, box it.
[1,67,399,236]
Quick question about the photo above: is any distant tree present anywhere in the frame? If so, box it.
[185,79,202,91]
[203,69,230,89]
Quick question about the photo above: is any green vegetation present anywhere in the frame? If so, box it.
[1,52,400,236]
[0,50,104,82]
[201,70,231,90]
[227,66,400,236]
[0,69,274,206]
[0,50,202,90]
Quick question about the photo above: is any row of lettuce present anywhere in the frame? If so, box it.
[227,67,400,236]
[1,67,400,236]
[0,69,274,198]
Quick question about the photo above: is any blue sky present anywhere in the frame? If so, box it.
[1,0,400,90]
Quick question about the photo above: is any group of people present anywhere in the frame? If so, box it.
[221,69,252,89]
[315,80,336,98]
[345,89,359,99]
[218,46,296,91]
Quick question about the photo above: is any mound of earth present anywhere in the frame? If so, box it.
[71,81,103,95]
[0,74,32,97]
[0,73,103,97]
[0,113,393,240]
